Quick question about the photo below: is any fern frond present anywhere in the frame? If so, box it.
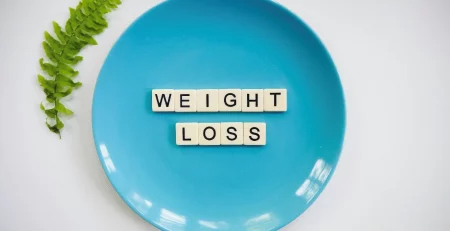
[37,0,121,138]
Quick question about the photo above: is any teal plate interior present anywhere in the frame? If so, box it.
[92,0,346,230]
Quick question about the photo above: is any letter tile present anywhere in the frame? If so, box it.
[243,122,266,145]
[152,89,174,112]
[176,123,199,145]
[197,89,219,112]
[174,90,197,112]
[219,89,242,112]
[220,122,243,145]
[241,89,264,112]
[198,123,221,145]
[264,89,287,112]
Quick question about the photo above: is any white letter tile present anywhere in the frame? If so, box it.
[198,123,221,145]
[264,89,287,112]
[243,122,266,145]
[152,89,174,112]
[197,89,219,112]
[219,89,242,112]
[242,89,264,112]
[176,123,199,145]
[220,122,243,145]
[174,90,197,112]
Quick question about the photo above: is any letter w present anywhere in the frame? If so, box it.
[155,93,172,107]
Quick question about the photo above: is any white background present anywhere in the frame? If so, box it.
[1,0,449,230]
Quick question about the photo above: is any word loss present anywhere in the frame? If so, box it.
[152,89,287,112]
[176,122,266,146]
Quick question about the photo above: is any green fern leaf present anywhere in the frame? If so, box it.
[46,119,61,138]
[92,12,108,26]
[54,88,73,98]
[89,1,97,11]
[46,94,56,103]
[76,7,86,20]
[104,2,116,10]
[55,84,68,94]
[57,63,79,78]
[67,38,86,51]
[93,0,102,7]
[98,5,110,15]
[76,30,97,45]
[70,18,81,31]
[81,26,98,36]
[56,117,65,130]
[55,101,74,115]
[40,58,58,77]
[65,46,81,57]
[85,18,104,32]
[44,31,63,53]
[108,0,121,5]
[65,19,73,34]
[56,75,82,88]
[42,42,60,63]
[59,54,83,65]
[53,21,68,44]
[44,89,53,97]
[69,7,76,18]
[38,75,55,93]
[45,109,57,118]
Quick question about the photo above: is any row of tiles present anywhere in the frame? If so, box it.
[176,122,266,146]
[152,89,287,112]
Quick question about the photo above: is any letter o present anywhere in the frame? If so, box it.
[203,126,216,141]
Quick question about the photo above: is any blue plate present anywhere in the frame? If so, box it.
[92,0,345,230]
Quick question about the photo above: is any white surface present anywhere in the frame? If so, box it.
[0,0,449,230]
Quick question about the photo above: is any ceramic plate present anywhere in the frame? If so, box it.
[92,0,345,230]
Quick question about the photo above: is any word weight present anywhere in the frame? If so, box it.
[153,89,287,112]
